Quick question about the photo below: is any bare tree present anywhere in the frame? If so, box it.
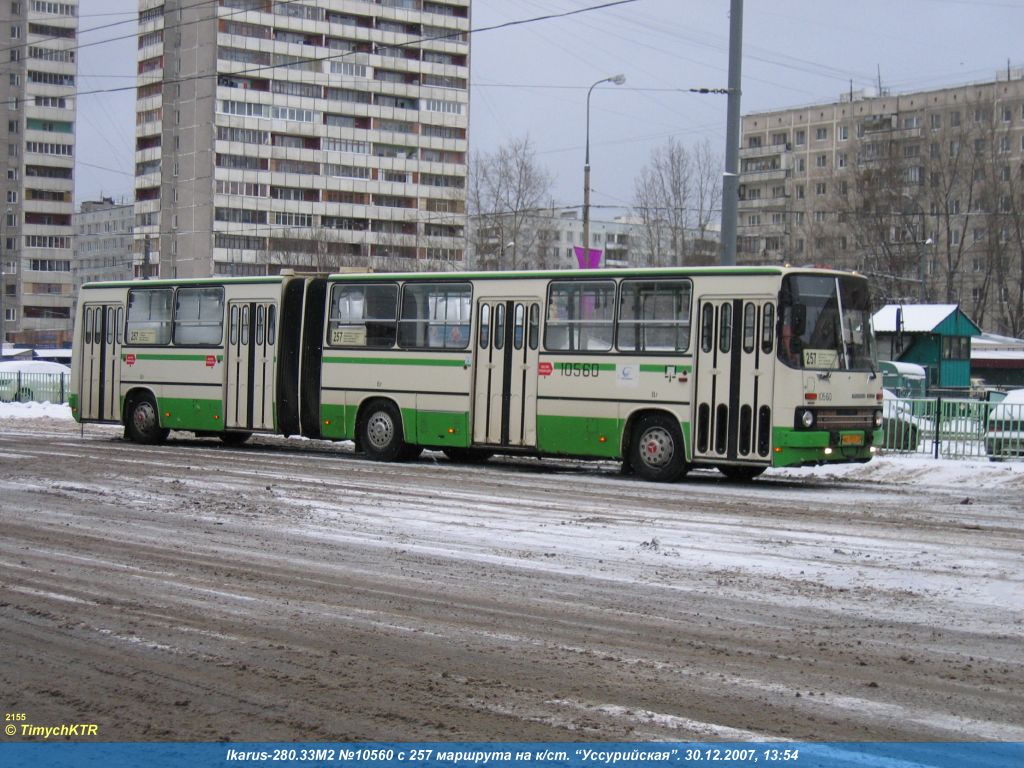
[631,137,722,266]
[467,135,554,270]
[691,139,724,263]
[631,137,692,266]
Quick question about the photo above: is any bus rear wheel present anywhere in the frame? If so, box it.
[360,401,408,462]
[629,414,687,482]
[125,395,169,445]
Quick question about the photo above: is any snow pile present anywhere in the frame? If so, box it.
[773,453,1024,489]
[0,401,72,420]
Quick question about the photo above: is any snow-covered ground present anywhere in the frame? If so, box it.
[4,400,1020,490]
[1,400,1021,741]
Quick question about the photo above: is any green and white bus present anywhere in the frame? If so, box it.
[71,266,883,482]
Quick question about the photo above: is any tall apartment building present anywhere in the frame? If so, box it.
[737,70,1024,336]
[133,0,470,279]
[0,1,78,347]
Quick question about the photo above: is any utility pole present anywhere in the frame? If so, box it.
[720,0,743,266]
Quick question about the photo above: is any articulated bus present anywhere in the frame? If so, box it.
[70,266,883,482]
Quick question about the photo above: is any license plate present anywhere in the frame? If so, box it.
[841,433,864,445]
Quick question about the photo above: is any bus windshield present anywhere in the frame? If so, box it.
[778,274,876,371]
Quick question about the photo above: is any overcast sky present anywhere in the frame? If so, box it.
[74,0,1024,216]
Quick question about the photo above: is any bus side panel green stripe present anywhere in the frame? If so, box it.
[157,396,223,431]
[123,353,224,363]
[413,410,470,448]
[537,415,622,458]
[638,363,693,374]
[320,403,354,440]
[552,362,617,372]
[323,356,465,367]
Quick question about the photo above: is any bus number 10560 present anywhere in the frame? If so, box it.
[560,362,600,378]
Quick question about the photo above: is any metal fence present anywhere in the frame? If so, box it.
[881,396,1024,461]
[0,372,70,404]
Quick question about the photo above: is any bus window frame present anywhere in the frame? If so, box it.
[326,281,400,350]
[397,281,473,351]
[615,278,693,355]
[172,285,225,347]
[125,287,174,346]
[544,278,616,353]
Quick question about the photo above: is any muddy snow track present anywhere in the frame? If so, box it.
[1,418,1022,742]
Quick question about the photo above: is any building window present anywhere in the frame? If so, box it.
[815,127,827,141]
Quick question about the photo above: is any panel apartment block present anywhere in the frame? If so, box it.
[738,72,1024,335]
[133,0,470,278]
[1,0,78,346]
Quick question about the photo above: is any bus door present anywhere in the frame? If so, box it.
[226,300,277,431]
[79,303,123,422]
[472,298,540,448]
[693,297,776,464]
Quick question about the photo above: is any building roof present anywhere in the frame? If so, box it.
[971,332,1024,367]
[873,304,981,336]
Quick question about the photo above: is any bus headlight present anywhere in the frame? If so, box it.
[800,409,815,429]
[873,409,883,429]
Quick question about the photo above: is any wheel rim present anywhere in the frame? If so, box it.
[366,410,395,450]
[638,425,675,468]
[133,401,158,436]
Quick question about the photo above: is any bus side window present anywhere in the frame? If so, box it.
[173,287,224,346]
[230,305,239,345]
[701,304,714,353]
[479,303,490,349]
[255,304,266,346]
[719,303,732,354]
[528,303,539,350]
[84,307,93,345]
[761,304,774,354]
[399,282,471,349]
[513,303,525,350]
[126,288,173,345]
[742,302,755,354]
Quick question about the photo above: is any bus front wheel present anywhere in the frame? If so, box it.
[629,414,687,482]
[125,395,169,445]
[360,401,408,462]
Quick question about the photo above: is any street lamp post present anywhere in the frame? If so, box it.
[917,237,933,303]
[582,74,625,268]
